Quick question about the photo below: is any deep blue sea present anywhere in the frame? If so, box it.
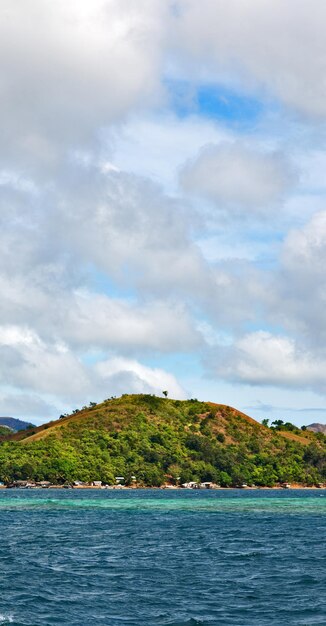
[0,489,325,626]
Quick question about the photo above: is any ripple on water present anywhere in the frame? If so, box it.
[0,490,325,626]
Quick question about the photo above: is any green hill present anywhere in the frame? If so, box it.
[0,394,325,486]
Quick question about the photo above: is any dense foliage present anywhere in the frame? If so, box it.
[0,395,325,486]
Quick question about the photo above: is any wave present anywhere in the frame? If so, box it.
[165,617,208,626]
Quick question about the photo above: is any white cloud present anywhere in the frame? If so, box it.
[60,292,202,353]
[0,166,209,350]
[266,211,326,349]
[96,357,186,398]
[173,0,326,118]
[0,271,202,354]
[0,162,267,366]
[0,392,56,421]
[57,169,208,295]
[202,208,326,398]
[213,331,326,392]
[180,142,295,214]
[282,210,326,274]
[0,0,166,171]
[109,113,229,191]
[0,323,187,413]
[0,325,91,400]
[2,1,326,421]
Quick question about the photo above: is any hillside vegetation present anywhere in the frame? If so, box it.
[0,426,12,437]
[0,395,325,486]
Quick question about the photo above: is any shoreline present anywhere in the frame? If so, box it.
[1,484,325,490]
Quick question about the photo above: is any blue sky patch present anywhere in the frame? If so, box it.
[167,79,265,128]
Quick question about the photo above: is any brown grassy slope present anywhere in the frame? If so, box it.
[278,430,312,445]
[4,402,256,444]
[208,402,311,446]
[0,394,313,449]
[0,395,314,445]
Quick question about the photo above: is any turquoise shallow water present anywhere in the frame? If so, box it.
[0,489,325,625]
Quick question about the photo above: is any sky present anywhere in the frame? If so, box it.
[2,1,326,426]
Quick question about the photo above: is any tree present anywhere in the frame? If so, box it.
[162,390,168,397]
[262,418,269,427]
[271,419,284,429]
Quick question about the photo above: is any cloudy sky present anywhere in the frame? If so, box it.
[2,0,326,426]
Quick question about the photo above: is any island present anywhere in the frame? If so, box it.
[0,394,325,488]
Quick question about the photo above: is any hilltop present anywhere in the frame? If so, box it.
[0,417,35,432]
[0,395,325,486]
[307,423,326,435]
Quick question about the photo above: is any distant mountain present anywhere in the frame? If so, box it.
[0,417,35,432]
[307,423,326,434]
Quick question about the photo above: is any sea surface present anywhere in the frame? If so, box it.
[0,489,325,626]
